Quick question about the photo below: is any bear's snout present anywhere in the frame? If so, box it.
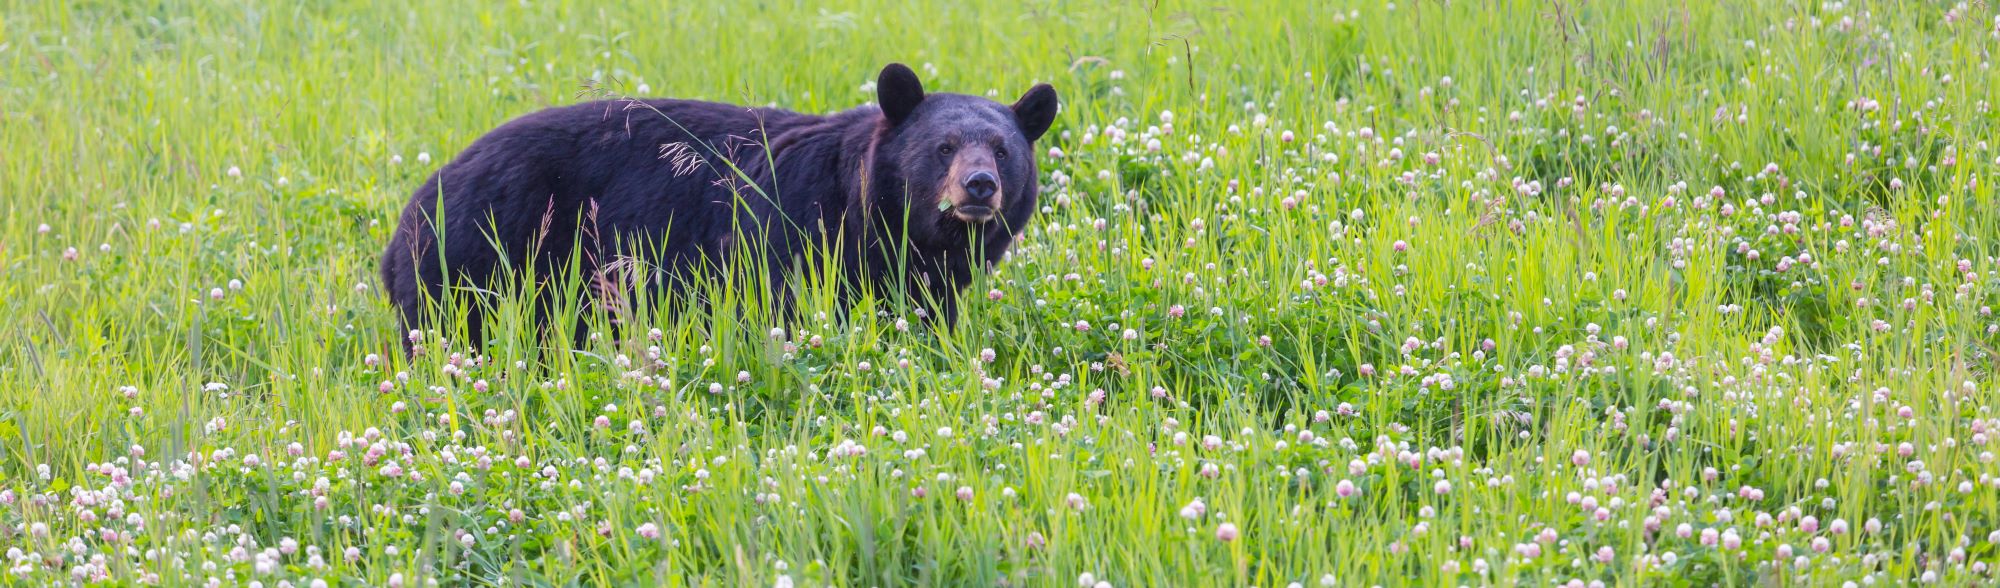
[942,152,1002,223]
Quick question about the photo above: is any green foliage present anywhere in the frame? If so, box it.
[3,0,2000,586]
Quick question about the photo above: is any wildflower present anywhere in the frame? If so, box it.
[1179,498,1207,519]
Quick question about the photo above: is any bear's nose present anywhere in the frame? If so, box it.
[962,171,998,201]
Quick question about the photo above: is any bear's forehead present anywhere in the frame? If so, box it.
[915,95,1016,136]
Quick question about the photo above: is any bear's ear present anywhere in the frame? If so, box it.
[877,63,926,126]
[1012,83,1058,143]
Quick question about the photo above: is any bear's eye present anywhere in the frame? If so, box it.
[994,148,1008,160]
[937,144,955,157]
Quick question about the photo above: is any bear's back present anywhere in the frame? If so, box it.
[489,98,820,160]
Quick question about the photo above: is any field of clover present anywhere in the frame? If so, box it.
[5,0,2000,586]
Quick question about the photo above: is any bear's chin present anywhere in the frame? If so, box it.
[950,205,996,223]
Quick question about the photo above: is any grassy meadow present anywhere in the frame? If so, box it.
[6,0,2000,585]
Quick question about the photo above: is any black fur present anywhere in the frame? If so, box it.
[379,63,1057,348]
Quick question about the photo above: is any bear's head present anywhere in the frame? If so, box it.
[868,63,1057,247]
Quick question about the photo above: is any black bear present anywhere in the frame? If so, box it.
[379,63,1057,348]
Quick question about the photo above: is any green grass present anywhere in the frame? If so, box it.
[5,0,2000,585]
